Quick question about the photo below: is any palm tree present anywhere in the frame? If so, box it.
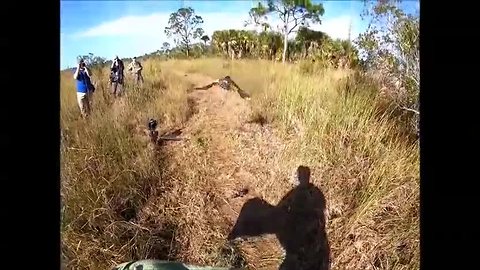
[212,30,228,57]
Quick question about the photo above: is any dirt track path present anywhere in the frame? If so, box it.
[161,71,291,268]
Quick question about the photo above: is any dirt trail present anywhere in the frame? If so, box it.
[159,71,292,268]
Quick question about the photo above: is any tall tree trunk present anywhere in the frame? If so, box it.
[282,31,288,63]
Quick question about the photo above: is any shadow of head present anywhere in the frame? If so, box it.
[228,166,330,270]
[296,165,311,186]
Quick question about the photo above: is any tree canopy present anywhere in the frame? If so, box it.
[164,7,205,57]
[248,0,325,62]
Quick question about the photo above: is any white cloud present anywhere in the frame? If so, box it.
[311,15,359,40]
[259,14,362,41]
[72,12,253,40]
[73,11,361,41]
[64,11,363,65]
[66,12,255,63]
[73,13,170,38]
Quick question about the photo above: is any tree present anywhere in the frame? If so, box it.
[248,0,324,63]
[356,0,419,134]
[164,7,204,57]
[77,53,106,67]
[244,2,271,32]
[295,26,328,58]
[161,42,171,54]
[200,35,210,45]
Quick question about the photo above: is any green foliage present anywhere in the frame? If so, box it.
[210,28,359,69]
[200,35,210,45]
[293,27,328,59]
[316,38,360,68]
[212,29,283,60]
[296,27,328,44]
[160,42,172,57]
[244,2,271,31]
[77,53,107,68]
[355,0,419,134]
[164,7,205,57]
[249,0,325,62]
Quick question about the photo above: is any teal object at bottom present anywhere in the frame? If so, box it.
[114,260,233,270]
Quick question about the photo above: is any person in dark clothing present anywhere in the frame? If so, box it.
[193,75,251,99]
[110,56,125,97]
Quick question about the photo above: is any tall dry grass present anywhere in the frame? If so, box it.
[61,63,194,269]
[61,57,419,269]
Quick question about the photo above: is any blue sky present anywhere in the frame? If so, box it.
[60,0,419,70]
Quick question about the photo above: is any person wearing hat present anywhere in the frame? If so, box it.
[127,56,144,85]
[73,59,95,118]
[110,55,125,97]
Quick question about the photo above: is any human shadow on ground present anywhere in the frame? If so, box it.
[228,166,330,270]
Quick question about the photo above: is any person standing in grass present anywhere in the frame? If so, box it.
[110,55,125,97]
[128,56,144,86]
[73,59,95,118]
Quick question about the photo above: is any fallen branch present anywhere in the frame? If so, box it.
[390,97,420,116]
[400,106,420,115]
